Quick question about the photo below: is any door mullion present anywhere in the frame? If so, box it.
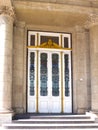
[61,52,64,113]
[36,50,39,113]
[48,53,52,112]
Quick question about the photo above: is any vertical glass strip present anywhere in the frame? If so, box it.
[52,54,59,96]
[30,35,35,46]
[64,37,68,48]
[30,52,35,96]
[40,53,48,96]
[64,54,69,96]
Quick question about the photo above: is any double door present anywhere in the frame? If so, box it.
[28,50,72,113]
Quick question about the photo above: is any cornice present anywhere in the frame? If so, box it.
[13,1,98,17]
[0,6,15,19]
[13,0,98,8]
[13,1,93,15]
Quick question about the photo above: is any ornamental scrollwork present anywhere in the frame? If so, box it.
[85,13,98,28]
[38,39,62,49]
[0,6,15,19]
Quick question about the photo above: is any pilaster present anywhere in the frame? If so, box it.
[0,5,15,124]
[86,14,98,114]
[12,21,26,113]
[73,26,90,113]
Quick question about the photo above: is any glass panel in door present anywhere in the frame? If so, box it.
[28,51,37,112]
[51,53,61,113]
[63,52,72,113]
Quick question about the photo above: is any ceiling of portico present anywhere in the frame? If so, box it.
[12,0,98,27]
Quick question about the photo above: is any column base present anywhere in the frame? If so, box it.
[92,111,98,122]
[0,109,13,125]
[86,111,98,122]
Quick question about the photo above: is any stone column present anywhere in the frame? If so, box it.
[0,6,15,124]
[86,14,98,113]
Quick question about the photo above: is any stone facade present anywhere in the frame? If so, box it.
[0,0,98,124]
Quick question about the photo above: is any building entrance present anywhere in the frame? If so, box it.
[27,31,72,113]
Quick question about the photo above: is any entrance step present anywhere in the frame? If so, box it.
[12,113,92,120]
[2,114,98,130]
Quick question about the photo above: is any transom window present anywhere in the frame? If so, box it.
[28,31,71,48]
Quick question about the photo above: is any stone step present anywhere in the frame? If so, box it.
[2,123,98,129]
[2,113,98,130]
[2,128,98,130]
[13,119,94,124]
[13,114,91,120]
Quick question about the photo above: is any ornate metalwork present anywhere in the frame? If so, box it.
[40,53,48,96]
[30,52,35,96]
[52,54,59,96]
[64,54,69,96]
[38,39,62,49]
[27,39,72,50]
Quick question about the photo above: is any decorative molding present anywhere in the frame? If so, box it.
[74,25,86,33]
[85,14,98,28]
[0,6,15,19]
[38,39,62,49]
[27,39,72,51]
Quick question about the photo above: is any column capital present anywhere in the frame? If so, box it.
[85,14,98,29]
[74,25,87,33]
[0,5,15,19]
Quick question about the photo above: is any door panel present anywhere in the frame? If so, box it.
[51,53,61,113]
[63,52,72,113]
[27,50,72,113]
[38,52,49,112]
[28,51,37,112]
[38,52,61,113]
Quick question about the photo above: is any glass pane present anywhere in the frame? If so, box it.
[30,52,35,96]
[52,54,59,96]
[40,36,59,45]
[64,37,68,48]
[30,35,35,46]
[64,54,69,96]
[40,53,48,96]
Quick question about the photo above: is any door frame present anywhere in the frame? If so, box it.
[26,31,73,113]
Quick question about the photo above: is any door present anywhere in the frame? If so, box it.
[38,51,61,113]
[27,49,72,113]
